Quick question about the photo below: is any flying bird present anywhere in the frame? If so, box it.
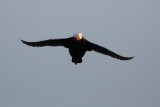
[21,33,134,64]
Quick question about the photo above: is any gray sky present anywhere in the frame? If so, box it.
[0,0,160,107]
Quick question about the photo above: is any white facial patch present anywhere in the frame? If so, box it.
[74,33,83,40]
[78,33,83,39]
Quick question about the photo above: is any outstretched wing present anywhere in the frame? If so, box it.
[21,38,72,48]
[86,40,134,60]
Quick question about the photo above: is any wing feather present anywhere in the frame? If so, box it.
[21,38,71,48]
[86,40,134,60]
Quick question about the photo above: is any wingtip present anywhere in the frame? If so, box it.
[125,56,135,60]
[20,39,24,42]
[131,56,135,59]
[20,39,26,44]
[20,39,31,46]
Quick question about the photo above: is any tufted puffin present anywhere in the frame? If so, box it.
[21,33,134,64]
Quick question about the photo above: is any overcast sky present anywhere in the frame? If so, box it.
[0,0,160,107]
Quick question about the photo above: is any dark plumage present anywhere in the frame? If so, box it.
[21,33,134,64]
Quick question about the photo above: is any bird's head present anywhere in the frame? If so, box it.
[74,33,83,41]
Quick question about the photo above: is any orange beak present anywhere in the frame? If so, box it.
[76,34,80,41]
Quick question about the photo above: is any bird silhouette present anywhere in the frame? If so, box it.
[21,33,134,64]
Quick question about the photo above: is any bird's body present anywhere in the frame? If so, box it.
[68,37,87,64]
[21,33,134,64]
